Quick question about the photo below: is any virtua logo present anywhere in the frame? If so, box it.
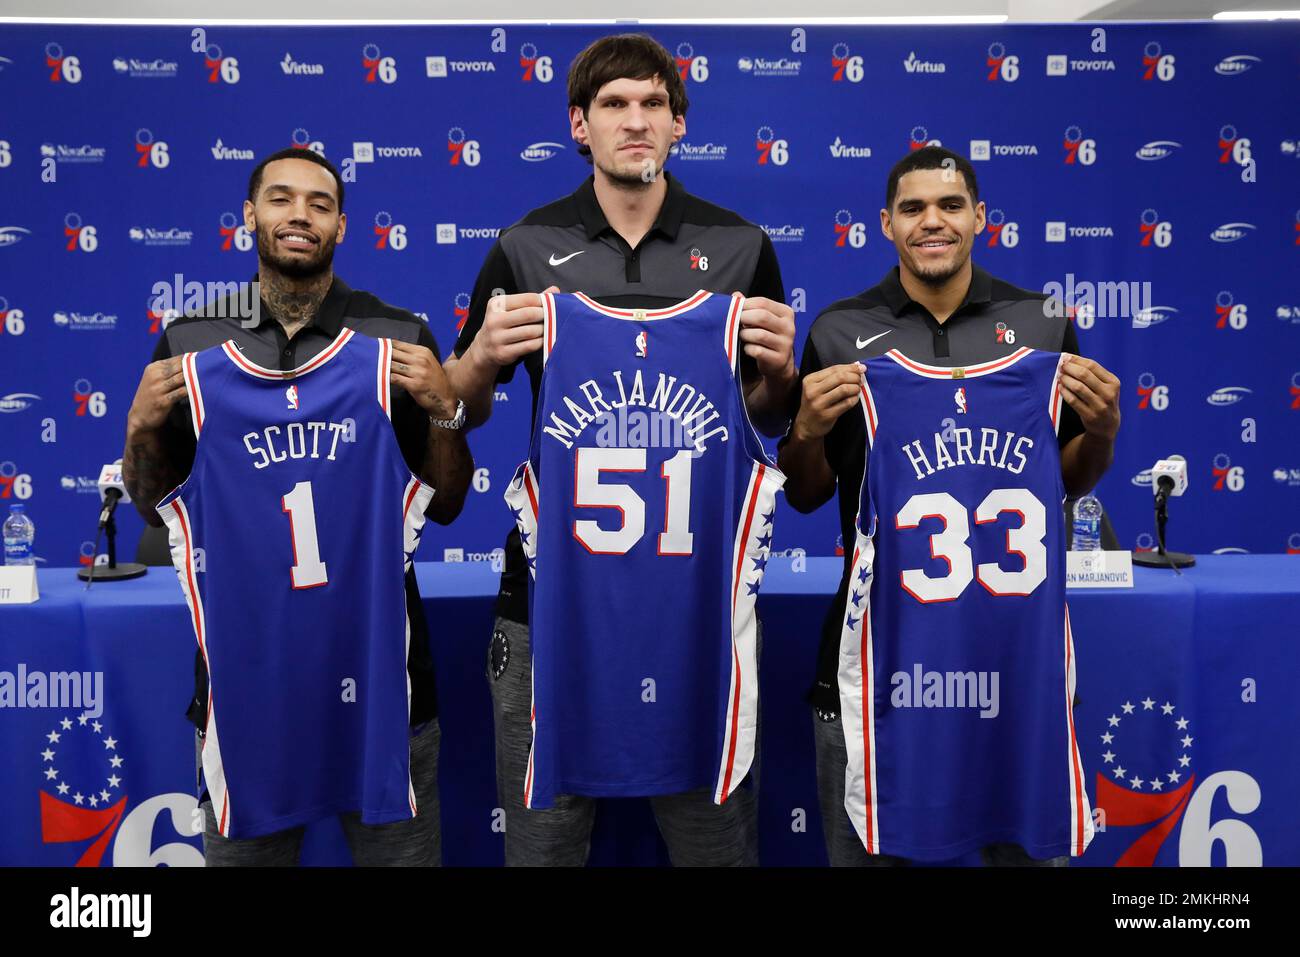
[1136,140,1181,161]
[211,139,254,161]
[902,52,945,74]
[1215,55,1261,76]
[829,137,871,158]
[280,53,325,76]
[1206,387,1251,406]
[1210,222,1255,243]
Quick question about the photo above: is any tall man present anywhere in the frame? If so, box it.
[779,146,1121,866]
[122,148,472,865]
[443,33,797,866]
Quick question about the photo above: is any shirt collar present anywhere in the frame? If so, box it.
[250,273,351,336]
[879,264,994,318]
[575,168,686,243]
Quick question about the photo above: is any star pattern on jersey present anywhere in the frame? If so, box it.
[756,531,772,550]
[761,509,774,527]
[40,712,126,809]
[857,566,870,585]
[508,506,523,525]
[751,554,768,573]
[519,529,531,546]
[1097,693,1192,792]
[849,589,863,608]
[845,612,860,631]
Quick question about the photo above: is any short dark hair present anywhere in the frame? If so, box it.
[247,147,345,211]
[885,146,979,211]
[567,33,690,160]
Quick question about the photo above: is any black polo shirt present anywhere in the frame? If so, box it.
[151,275,441,731]
[785,265,1086,714]
[454,169,787,625]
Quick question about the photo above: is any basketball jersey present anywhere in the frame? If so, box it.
[505,291,784,809]
[839,347,1093,861]
[157,330,433,839]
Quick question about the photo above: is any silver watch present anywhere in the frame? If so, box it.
[430,399,466,431]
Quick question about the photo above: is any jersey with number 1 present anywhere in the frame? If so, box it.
[505,291,784,809]
[157,329,432,839]
[839,347,1093,861]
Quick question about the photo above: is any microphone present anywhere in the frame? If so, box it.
[96,460,130,531]
[1151,455,1187,508]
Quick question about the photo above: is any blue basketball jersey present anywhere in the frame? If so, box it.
[505,291,784,809]
[157,330,432,839]
[839,347,1093,861]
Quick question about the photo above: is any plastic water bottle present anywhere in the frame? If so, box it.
[1072,493,1102,553]
[3,504,35,565]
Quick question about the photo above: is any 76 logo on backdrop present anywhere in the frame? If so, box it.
[1063,126,1097,165]
[72,379,107,418]
[134,129,170,169]
[1218,125,1252,167]
[362,44,397,84]
[675,43,709,83]
[1212,453,1245,491]
[63,213,97,253]
[219,212,252,252]
[1139,208,1173,248]
[1136,373,1169,411]
[832,43,864,82]
[519,43,553,82]
[1215,291,1247,330]
[45,43,82,83]
[1141,41,1176,81]
[0,462,34,500]
[834,210,866,249]
[984,209,1019,248]
[986,42,1019,82]
[756,126,789,166]
[447,127,480,166]
[373,211,407,250]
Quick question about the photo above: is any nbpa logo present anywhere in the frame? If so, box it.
[519,43,553,82]
[1206,386,1251,407]
[985,42,1019,82]
[985,209,1019,248]
[755,126,789,166]
[447,127,480,166]
[202,43,240,84]
[832,43,863,83]
[1141,41,1176,81]
[1210,222,1255,243]
[1215,54,1261,76]
[674,42,708,83]
[1136,140,1181,161]
[134,129,170,169]
[833,210,866,249]
[45,43,82,83]
[362,43,397,84]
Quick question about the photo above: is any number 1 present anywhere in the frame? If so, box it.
[282,480,328,588]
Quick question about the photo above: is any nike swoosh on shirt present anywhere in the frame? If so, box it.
[548,251,585,266]
[856,331,891,349]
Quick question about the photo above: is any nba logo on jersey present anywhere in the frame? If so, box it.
[505,290,784,810]
[839,347,1092,861]
[157,330,432,839]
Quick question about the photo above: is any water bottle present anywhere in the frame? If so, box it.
[3,503,35,566]
[1071,493,1102,553]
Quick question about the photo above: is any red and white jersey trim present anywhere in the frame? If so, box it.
[377,337,393,419]
[221,328,356,380]
[182,351,206,439]
[572,289,711,321]
[838,535,880,854]
[724,293,745,370]
[503,461,542,809]
[1064,604,1095,855]
[884,346,1032,379]
[541,293,557,367]
[716,460,783,804]
[1049,353,1068,436]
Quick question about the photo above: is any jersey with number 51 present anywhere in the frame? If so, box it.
[838,347,1094,861]
[506,291,784,809]
[157,329,431,839]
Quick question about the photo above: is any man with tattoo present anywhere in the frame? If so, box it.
[122,147,472,865]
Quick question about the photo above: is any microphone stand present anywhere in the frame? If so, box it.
[1132,488,1196,571]
[78,499,148,585]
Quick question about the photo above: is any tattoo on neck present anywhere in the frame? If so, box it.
[259,270,331,338]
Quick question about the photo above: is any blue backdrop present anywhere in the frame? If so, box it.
[1,20,1298,567]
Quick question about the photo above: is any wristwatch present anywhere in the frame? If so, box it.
[430,399,466,431]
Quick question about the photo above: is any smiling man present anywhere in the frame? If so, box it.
[122,147,472,865]
[443,33,797,866]
[779,145,1121,867]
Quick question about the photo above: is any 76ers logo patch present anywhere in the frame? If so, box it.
[954,386,968,414]
[635,330,648,358]
[285,384,299,410]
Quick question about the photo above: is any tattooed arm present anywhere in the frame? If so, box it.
[122,357,190,527]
